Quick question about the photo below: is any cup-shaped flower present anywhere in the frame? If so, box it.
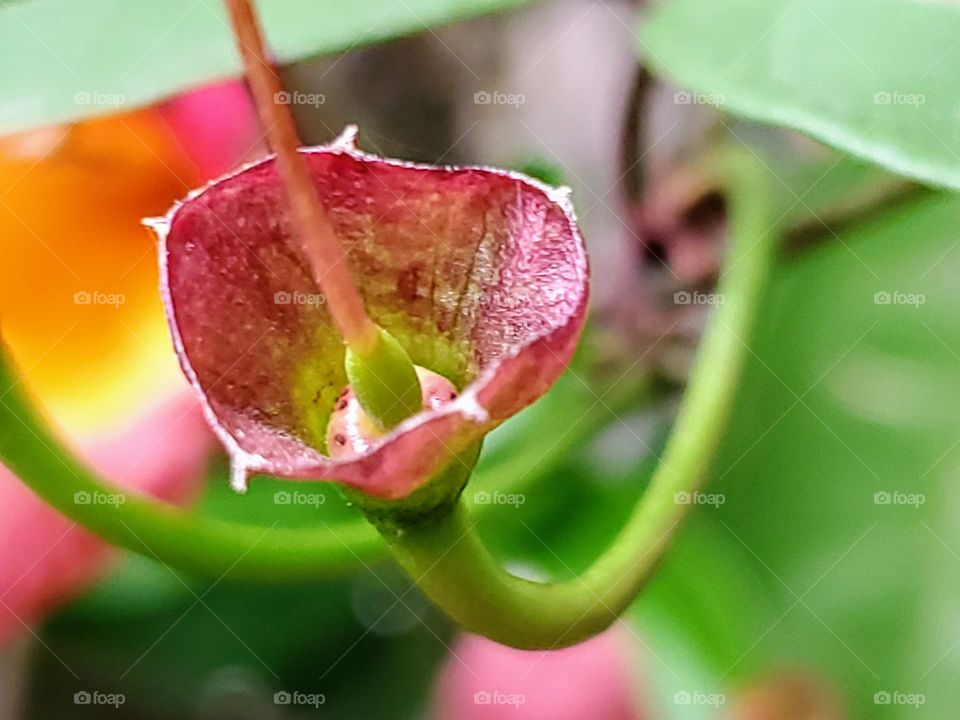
[151,127,588,501]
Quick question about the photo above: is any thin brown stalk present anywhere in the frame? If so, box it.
[223,0,377,351]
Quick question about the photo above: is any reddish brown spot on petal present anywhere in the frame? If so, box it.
[397,265,422,304]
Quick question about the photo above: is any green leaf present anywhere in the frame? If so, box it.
[1,0,533,133]
[692,191,960,716]
[643,0,960,190]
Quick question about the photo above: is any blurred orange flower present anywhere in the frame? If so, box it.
[0,112,197,436]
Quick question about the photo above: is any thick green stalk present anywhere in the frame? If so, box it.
[377,148,779,649]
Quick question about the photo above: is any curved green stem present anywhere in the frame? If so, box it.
[0,357,382,581]
[0,342,638,581]
[378,148,779,649]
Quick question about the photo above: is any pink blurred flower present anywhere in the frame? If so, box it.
[160,80,260,179]
[0,395,211,645]
[432,628,646,720]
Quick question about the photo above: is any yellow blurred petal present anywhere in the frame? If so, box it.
[0,112,200,440]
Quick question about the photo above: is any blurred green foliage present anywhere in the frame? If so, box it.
[0,0,535,133]
[644,0,960,191]
[639,191,960,719]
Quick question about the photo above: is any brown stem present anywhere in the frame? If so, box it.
[223,0,378,352]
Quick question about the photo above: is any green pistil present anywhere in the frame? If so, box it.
[345,325,423,430]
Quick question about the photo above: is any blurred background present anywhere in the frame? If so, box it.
[1,0,959,718]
